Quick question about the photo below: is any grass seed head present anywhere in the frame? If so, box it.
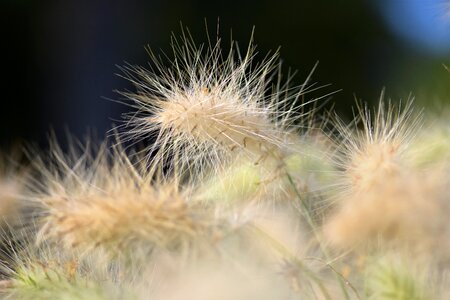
[0,242,130,300]
[364,255,430,300]
[117,29,315,178]
[332,98,421,193]
[30,141,221,256]
[323,99,450,251]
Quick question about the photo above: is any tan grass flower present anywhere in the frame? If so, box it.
[116,30,320,178]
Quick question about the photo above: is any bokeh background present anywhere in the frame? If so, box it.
[2,0,449,149]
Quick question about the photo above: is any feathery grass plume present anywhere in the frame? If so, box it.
[332,97,421,193]
[324,143,450,255]
[0,232,132,300]
[116,28,322,179]
[29,138,256,258]
[323,98,431,248]
[364,254,430,300]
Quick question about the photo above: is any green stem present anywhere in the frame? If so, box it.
[285,172,352,300]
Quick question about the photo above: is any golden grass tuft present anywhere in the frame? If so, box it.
[39,183,209,252]
[323,99,450,252]
[30,141,223,255]
[0,234,129,300]
[324,99,416,246]
[364,254,430,300]
[116,30,319,178]
[332,98,420,193]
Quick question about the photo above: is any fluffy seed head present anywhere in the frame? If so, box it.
[364,255,430,300]
[332,98,421,192]
[30,141,219,254]
[321,100,450,254]
[40,183,207,252]
[0,236,128,300]
[117,30,315,178]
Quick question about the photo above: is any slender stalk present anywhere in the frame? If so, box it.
[286,171,351,300]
